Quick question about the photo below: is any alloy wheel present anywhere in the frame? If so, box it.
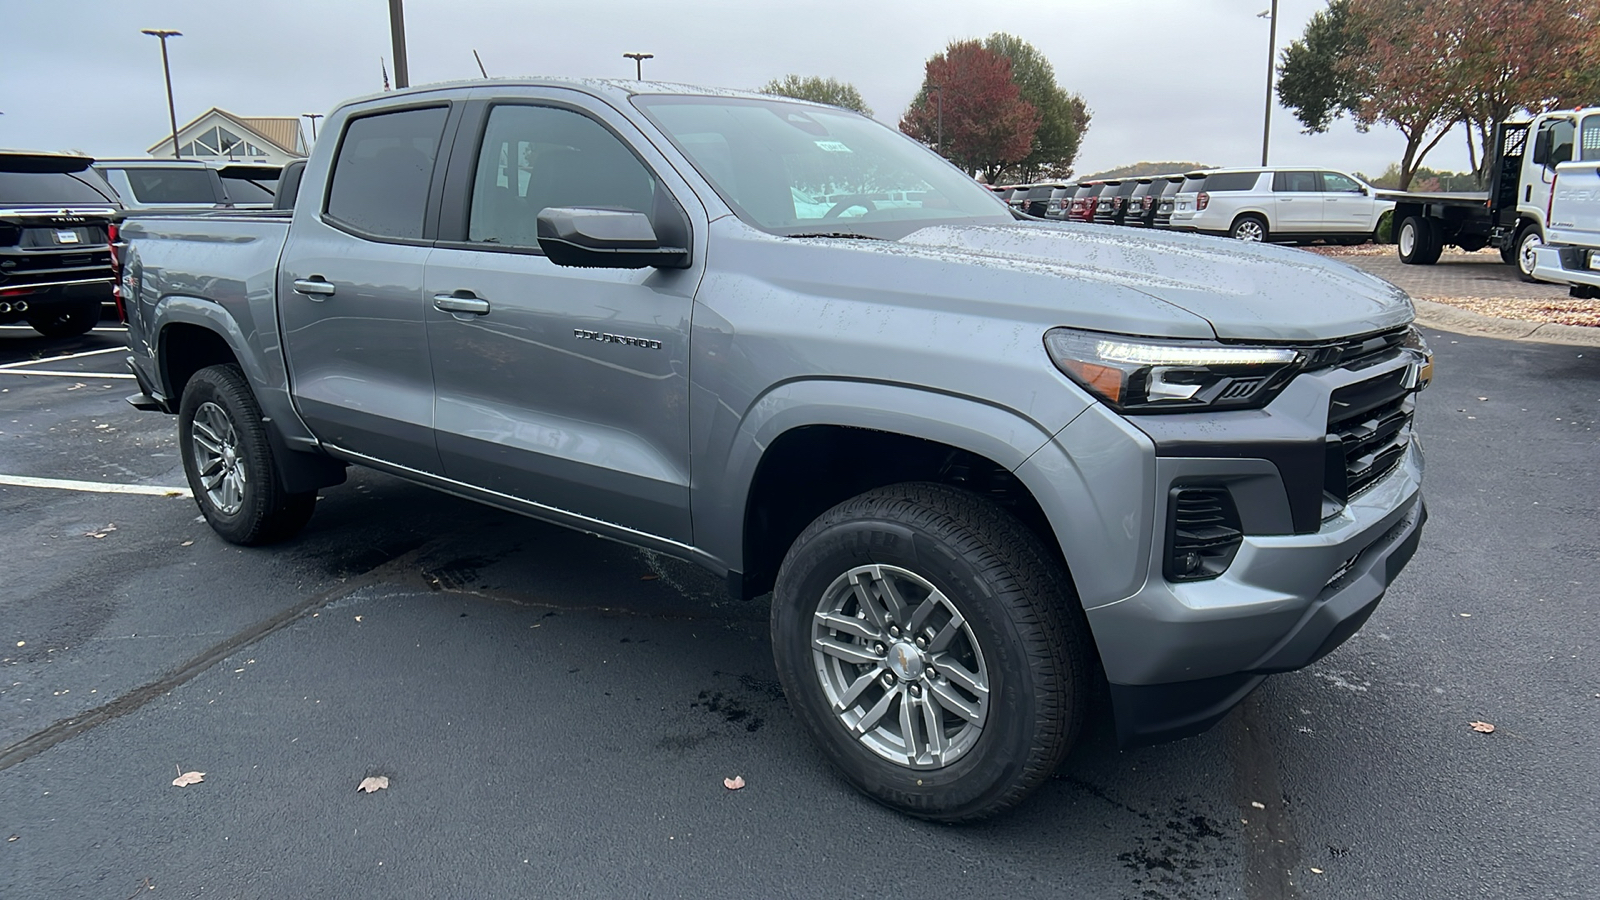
[189,401,248,515]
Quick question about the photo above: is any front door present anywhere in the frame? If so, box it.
[1320,171,1374,233]
[424,97,699,542]
[279,103,453,473]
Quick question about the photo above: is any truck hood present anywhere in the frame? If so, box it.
[894,222,1415,342]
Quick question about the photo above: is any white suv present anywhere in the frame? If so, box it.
[1168,167,1393,243]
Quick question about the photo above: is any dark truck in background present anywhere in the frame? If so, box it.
[120,79,1431,822]
[0,152,119,338]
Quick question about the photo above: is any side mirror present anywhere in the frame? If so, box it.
[535,208,690,269]
[1532,130,1552,166]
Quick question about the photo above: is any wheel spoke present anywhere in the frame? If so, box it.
[853,687,898,736]
[928,678,984,724]
[904,589,943,636]
[834,666,884,711]
[876,570,912,625]
[192,432,223,456]
[919,693,948,760]
[930,656,987,699]
[815,611,878,642]
[848,571,888,632]
[927,612,966,653]
[899,690,919,760]
[813,635,880,666]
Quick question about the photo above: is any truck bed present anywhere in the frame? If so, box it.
[1372,190,1490,206]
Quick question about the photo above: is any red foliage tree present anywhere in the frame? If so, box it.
[900,41,1038,184]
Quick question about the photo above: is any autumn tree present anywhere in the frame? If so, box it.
[900,41,1038,183]
[981,33,1091,181]
[759,75,873,116]
[1277,0,1366,134]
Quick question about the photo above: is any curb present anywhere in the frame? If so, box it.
[1411,299,1600,348]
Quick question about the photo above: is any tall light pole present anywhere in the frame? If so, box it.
[931,85,944,153]
[623,52,654,81]
[1258,2,1279,166]
[388,0,409,89]
[141,29,183,158]
[302,113,323,141]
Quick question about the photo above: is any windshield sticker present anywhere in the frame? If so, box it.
[814,140,853,153]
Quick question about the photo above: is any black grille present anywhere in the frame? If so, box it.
[1325,368,1413,511]
[1165,486,1243,582]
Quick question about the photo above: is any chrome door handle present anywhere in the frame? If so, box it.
[292,277,336,297]
[433,293,490,315]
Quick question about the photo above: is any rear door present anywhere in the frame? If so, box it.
[422,90,701,543]
[279,101,456,473]
[1271,170,1323,233]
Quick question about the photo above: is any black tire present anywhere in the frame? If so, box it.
[1514,225,1543,282]
[1230,215,1268,243]
[771,482,1092,822]
[178,364,316,545]
[1499,236,1518,266]
[25,301,100,338]
[1397,216,1441,265]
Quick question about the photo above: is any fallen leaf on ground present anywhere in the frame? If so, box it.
[1469,721,1496,734]
[640,573,660,581]
[723,775,745,790]
[1250,801,1265,809]
[6,835,17,842]
[180,540,194,547]
[1310,867,1324,874]
[172,770,205,787]
[354,616,363,622]
[357,776,389,793]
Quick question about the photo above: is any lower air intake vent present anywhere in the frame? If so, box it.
[1166,486,1244,582]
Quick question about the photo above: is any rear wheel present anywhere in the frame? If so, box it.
[1515,225,1543,282]
[179,364,316,545]
[771,483,1092,822]
[25,301,100,338]
[1230,215,1268,242]
[1397,216,1441,265]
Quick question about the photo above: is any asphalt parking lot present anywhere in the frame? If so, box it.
[2,316,1596,899]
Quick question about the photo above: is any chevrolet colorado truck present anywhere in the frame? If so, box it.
[121,79,1431,821]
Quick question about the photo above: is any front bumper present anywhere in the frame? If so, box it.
[1017,345,1427,747]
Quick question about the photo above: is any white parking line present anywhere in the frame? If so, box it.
[0,346,124,369]
[0,369,135,379]
[0,474,191,497]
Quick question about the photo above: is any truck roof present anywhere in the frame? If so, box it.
[331,77,848,115]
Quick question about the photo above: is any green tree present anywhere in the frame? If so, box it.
[1277,0,1367,134]
[759,75,872,116]
[980,33,1091,182]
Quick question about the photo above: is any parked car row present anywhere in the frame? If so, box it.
[991,166,1394,245]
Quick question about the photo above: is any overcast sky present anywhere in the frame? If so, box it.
[1,0,1483,179]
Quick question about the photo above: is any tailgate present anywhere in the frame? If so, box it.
[0,207,117,292]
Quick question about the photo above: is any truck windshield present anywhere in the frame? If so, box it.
[634,95,1011,238]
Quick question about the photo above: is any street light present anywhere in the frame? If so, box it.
[388,0,409,89]
[930,85,944,153]
[141,29,183,159]
[302,113,323,141]
[623,52,654,81]
[1258,2,1279,166]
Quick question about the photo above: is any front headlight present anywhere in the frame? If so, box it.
[1044,328,1306,413]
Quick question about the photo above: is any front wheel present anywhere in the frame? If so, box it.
[1230,215,1268,242]
[179,364,316,545]
[1515,226,1543,282]
[771,483,1092,822]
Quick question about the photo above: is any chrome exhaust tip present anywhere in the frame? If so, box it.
[11,300,27,313]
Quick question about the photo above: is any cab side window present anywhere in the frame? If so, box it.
[468,105,658,248]
[324,106,450,240]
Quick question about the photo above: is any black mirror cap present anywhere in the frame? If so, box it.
[535,207,690,269]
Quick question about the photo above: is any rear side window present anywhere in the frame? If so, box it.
[467,104,659,248]
[1178,176,1206,194]
[1203,172,1260,192]
[113,167,217,203]
[1272,171,1319,192]
[325,106,449,240]
[219,171,277,204]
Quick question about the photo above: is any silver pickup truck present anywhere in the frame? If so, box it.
[1533,115,1600,296]
[121,79,1430,821]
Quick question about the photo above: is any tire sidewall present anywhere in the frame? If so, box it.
[1516,226,1543,279]
[178,368,272,542]
[1231,216,1266,242]
[772,512,1039,818]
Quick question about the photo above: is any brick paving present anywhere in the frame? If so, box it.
[1308,246,1599,327]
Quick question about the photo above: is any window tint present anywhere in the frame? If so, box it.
[1177,175,1206,194]
[1542,118,1576,166]
[467,105,658,248]
[1202,172,1260,192]
[1322,172,1362,193]
[1272,171,1319,192]
[325,106,448,240]
[119,167,217,203]
[218,171,278,204]
[1582,115,1600,162]
[0,171,119,204]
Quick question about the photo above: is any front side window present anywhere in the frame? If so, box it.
[635,95,1008,238]
[1321,172,1362,193]
[324,106,449,240]
[1272,171,1319,192]
[467,105,659,248]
